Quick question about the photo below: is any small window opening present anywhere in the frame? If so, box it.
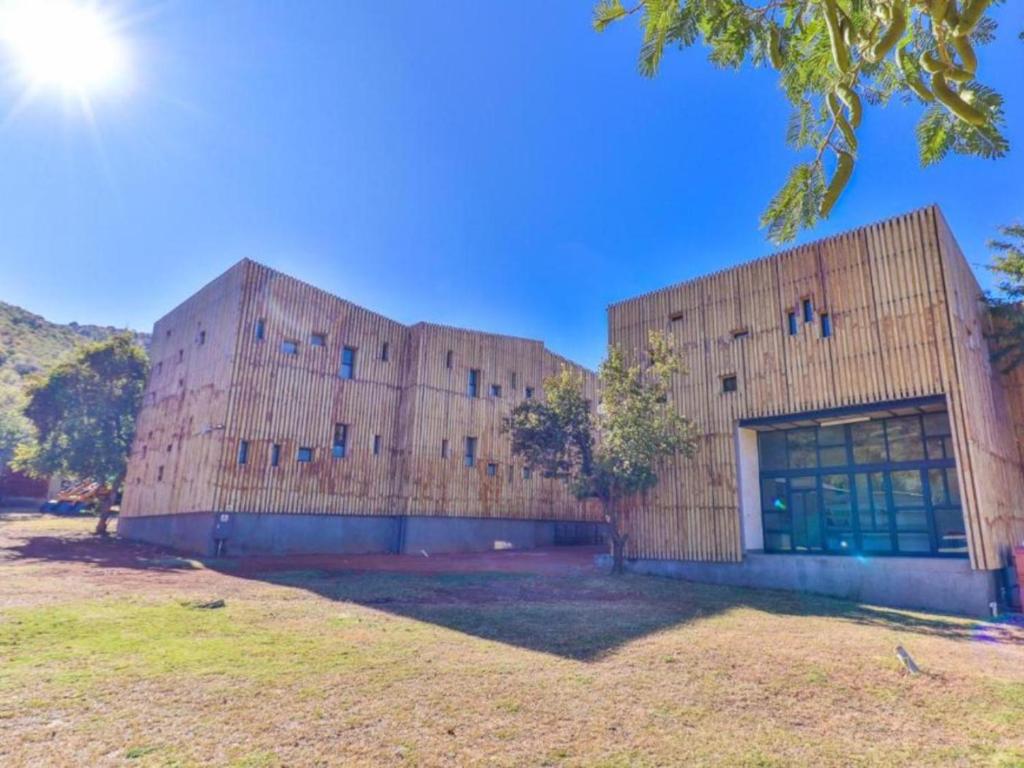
[510,372,517,391]
[507,465,514,483]
[803,298,813,323]
[254,319,266,341]
[486,462,498,477]
[468,369,480,398]
[731,328,749,340]
[670,311,685,322]
[464,437,477,467]
[525,386,535,400]
[270,443,281,467]
[340,346,356,379]
[441,438,449,459]
[281,340,299,355]
[332,423,348,458]
[310,333,326,348]
[297,447,313,463]
[446,350,453,369]
[821,313,832,338]
[722,374,738,393]
[238,440,249,465]
[490,384,502,398]
[157,466,164,482]
[373,434,382,456]
[197,330,206,345]
[787,312,798,336]
[523,466,532,480]
[381,342,389,361]
[178,349,184,362]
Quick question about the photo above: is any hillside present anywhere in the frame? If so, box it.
[0,301,150,418]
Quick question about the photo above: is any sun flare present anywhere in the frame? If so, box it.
[0,0,127,97]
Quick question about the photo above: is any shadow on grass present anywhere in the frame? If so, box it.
[216,561,1024,661]
[3,533,201,572]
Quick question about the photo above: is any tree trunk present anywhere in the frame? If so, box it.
[94,477,121,537]
[603,497,629,575]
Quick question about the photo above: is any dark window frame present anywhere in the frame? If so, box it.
[332,423,349,459]
[340,346,357,379]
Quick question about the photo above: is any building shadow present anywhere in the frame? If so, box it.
[3,531,201,572]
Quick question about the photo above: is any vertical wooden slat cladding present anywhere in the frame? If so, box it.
[609,206,1024,570]
[122,260,599,525]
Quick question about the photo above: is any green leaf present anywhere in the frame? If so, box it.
[760,161,826,245]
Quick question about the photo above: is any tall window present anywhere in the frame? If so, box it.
[198,330,206,345]
[757,410,965,557]
[511,372,517,391]
[270,444,281,468]
[446,350,453,369]
[468,369,480,398]
[254,318,266,341]
[238,440,249,465]
[802,298,814,323]
[821,313,832,338]
[464,437,477,468]
[373,434,382,456]
[340,347,356,379]
[381,342,389,362]
[787,312,798,336]
[333,423,348,458]
[441,439,449,459]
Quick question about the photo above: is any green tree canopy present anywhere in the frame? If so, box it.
[594,0,1010,243]
[986,223,1024,372]
[506,331,698,573]
[13,334,148,533]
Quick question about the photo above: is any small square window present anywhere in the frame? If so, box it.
[490,384,502,398]
[297,447,313,463]
[731,328,749,340]
[270,443,281,467]
[381,342,389,361]
[722,375,738,393]
[486,462,498,477]
[373,434,382,456]
[310,333,326,348]
[281,340,299,355]
[238,440,249,465]
[522,467,532,480]
[254,319,266,341]
[525,387,534,400]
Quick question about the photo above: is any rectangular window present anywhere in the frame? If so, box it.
[731,328,749,340]
[381,342,389,361]
[523,466,532,480]
[669,311,685,323]
[820,313,832,338]
[373,434,382,456]
[310,333,326,348]
[281,340,299,355]
[468,369,480,398]
[178,349,184,362]
[464,437,477,468]
[507,465,514,483]
[441,439,449,459]
[332,423,348,458]
[787,312,798,336]
[254,319,266,341]
[486,462,498,477]
[340,347,356,379]
[525,386,534,400]
[722,375,737,393]
[197,330,206,345]
[803,298,813,323]
[157,466,164,482]
[238,440,249,465]
[511,372,517,391]
[270,443,281,467]
[446,350,453,369]
[490,384,502,398]
[297,447,313,463]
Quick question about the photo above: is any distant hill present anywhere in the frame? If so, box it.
[0,301,150,418]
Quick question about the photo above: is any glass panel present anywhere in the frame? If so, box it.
[851,421,886,465]
[925,437,946,461]
[928,469,947,506]
[861,533,894,553]
[895,507,927,530]
[761,478,787,512]
[819,446,847,467]
[922,411,951,436]
[886,416,925,462]
[946,469,960,505]
[787,429,817,469]
[933,507,968,553]
[765,532,792,552]
[790,488,821,551]
[790,475,816,490]
[818,425,845,446]
[822,474,852,527]
[897,533,931,553]
[890,470,924,507]
[758,432,787,471]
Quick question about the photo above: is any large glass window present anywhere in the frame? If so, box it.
[756,410,966,557]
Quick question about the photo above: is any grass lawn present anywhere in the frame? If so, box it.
[1,514,1023,767]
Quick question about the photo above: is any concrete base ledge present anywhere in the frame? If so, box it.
[118,511,606,558]
[596,552,998,617]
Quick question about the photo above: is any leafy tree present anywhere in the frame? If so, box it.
[13,334,148,535]
[506,331,698,573]
[593,0,1010,243]
[986,223,1024,372]
[0,410,31,484]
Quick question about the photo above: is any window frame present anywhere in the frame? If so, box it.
[340,346,357,380]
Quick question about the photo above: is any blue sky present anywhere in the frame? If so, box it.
[0,2,1021,369]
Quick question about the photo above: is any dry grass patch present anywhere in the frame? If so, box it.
[1,515,1022,767]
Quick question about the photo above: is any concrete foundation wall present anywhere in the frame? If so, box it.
[599,552,998,617]
[118,512,605,558]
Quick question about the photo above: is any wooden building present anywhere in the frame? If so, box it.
[119,260,601,556]
[608,206,1024,614]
